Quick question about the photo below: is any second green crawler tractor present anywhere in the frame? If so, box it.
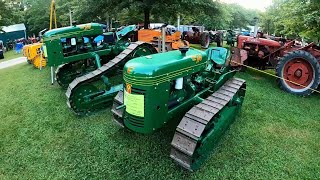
[112,47,246,171]
[66,41,157,115]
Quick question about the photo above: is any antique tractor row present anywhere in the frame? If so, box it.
[112,47,246,170]
[232,35,320,96]
[43,23,187,88]
[43,23,141,88]
[42,23,246,171]
[65,45,246,171]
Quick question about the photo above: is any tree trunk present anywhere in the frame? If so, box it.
[144,7,151,29]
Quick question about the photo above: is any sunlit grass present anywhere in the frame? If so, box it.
[0,45,319,179]
[1,50,23,62]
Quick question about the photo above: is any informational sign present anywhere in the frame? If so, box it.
[124,90,144,117]
[42,45,48,58]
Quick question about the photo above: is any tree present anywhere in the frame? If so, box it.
[260,0,320,42]
[16,0,264,37]
[24,0,52,35]
[0,1,17,27]
[24,0,78,35]
[75,0,220,29]
[175,3,260,31]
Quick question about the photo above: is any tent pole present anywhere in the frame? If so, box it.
[51,67,54,85]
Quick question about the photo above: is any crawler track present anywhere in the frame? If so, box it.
[66,42,156,115]
[170,78,246,171]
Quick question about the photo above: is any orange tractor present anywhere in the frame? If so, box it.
[135,28,188,51]
[231,35,320,96]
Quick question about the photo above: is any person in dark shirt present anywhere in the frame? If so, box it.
[226,30,235,47]
[215,31,222,47]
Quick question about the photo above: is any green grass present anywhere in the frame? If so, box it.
[1,50,23,62]
[0,54,319,179]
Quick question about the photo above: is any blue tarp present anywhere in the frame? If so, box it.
[15,42,24,53]
[60,36,103,44]
[94,35,104,43]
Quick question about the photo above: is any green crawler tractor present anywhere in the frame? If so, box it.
[111,47,246,171]
[66,41,157,115]
[43,23,150,88]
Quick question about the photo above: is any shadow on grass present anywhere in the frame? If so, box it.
[106,118,192,179]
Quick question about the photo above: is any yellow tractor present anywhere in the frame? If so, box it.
[23,0,57,69]
[23,44,32,64]
[32,43,47,69]
[23,43,46,69]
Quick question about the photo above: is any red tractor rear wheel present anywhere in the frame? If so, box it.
[276,50,320,96]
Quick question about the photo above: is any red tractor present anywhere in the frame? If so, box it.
[182,27,211,49]
[231,35,320,96]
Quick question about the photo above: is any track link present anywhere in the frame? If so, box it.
[111,90,125,127]
[55,63,70,88]
[170,78,246,171]
[66,41,152,115]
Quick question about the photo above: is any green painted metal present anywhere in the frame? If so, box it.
[190,90,245,170]
[43,23,137,88]
[43,23,103,41]
[124,49,207,86]
[121,48,237,134]
[70,84,123,114]
[43,23,129,67]
[113,47,246,171]
[66,42,158,115]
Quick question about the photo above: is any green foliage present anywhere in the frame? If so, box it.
[24,0,51,36]
[260,0,320,41]
[73,0,259,31]
[161,2,259,30]
[0,0,28,27]
[24,0,78,36]
[224,4,259,30]
[1,0,260,35]
[0,1,16,26]
[74,0,221,29]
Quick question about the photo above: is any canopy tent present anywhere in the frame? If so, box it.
[0,24,27,44]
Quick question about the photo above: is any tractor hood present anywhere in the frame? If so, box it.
[124,48,207,85]
[43,23,103,41]
[238,35,281,48]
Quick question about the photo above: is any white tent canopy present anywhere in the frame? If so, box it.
[1,24,26,33]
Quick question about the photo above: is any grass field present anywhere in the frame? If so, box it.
[0,53,319,179]
[1,50,23,62]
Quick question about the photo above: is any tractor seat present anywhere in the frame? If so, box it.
[205,47,229,65]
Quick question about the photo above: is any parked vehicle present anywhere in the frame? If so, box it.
[0,40,4,59]
[232,35,320,96]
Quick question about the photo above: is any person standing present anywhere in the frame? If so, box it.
[215,31,222,47]
[226,30,235,47]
